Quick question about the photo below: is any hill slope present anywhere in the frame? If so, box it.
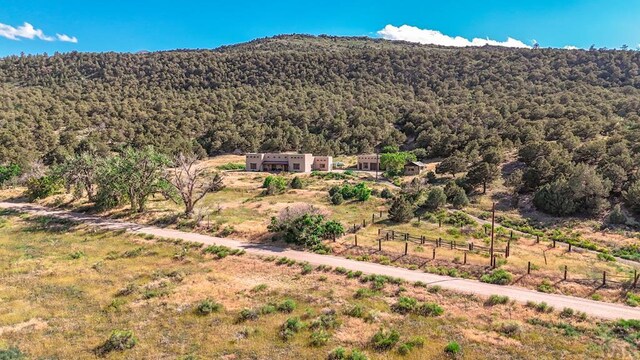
[0,34,639,165]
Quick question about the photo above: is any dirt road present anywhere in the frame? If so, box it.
[2,201,639,321]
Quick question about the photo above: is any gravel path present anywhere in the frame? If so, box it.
[2,201,639,320]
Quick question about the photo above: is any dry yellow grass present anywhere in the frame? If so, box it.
[1,211,638,359]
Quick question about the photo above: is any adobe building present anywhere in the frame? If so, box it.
[245,153,332,173]
[403,161,427,176]
[356,154,381,171]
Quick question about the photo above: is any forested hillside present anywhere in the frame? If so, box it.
[1,34,640,216]
[2,34,639,164]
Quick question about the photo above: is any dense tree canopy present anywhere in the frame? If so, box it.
[1,35,639,217]
[0,35,638,168]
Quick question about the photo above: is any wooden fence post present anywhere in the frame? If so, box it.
[463,252,467,265]
[421,235,425,245]
[492,255,497,268]
[438,219,442,228]
[564,265,567,280]
[417,215,421,223]
[527,261,531,275]
[450,241,454,250]
[506,240,510,258]
[553,240,556,248]
[404,242,408,255]
[386,233,389,241]
[602,271,606,286]
[333,234,336,242]
[633,270,638,288]
[510,230,513,239]
[392,230,395,240]
[372,214,375,224]
[353,224,356,233]
[536,234,540,243]
[568,243,572,252]
[438,237,441,247]
[354,235,358,247]
[378,238,382,251]
[432,248,436,260]
[378,228,381,235]
[379,210,383,218]
[362,219,366,228]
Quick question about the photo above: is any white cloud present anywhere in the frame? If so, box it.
[564,45,579,50]
[377,24,530,48]
[57,33,78,43]
[0,21,76,43]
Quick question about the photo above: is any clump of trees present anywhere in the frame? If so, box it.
[93,147,169,212]
[27,147,226,217]
[380,150,417,177]
[328,182,372,203]
[268,205,344,252]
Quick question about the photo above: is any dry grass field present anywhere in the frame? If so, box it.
[1,210,639,359]
[2,155,639,306]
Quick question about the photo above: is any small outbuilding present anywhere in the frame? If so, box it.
[403,161,426,176]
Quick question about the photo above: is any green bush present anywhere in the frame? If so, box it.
[328,347,368,360]
[415,302,444,317]
[277,299,297,313]
[311,313,340,330]
[480,269,513,285]
[331,192,344,205]
[380,188,394,199]
[0,164,21,186]
[216,162,245,170]
[370,328,400,351]
[0,347,25,360]
[485,295,509,306]
[196,299,222,315]
[607,204,627,225]
[238,308,260,322]
[444,341,461,355]
[280,317,304,340]
[260,304,277,314]
[95,330,137,356]
[263,175,287,194]
[345,304,365,318]
[445,211,476,227]
[310,330,331,347]
[537,279,554,293]
[290,176,304,189]
[26,175,63,200]
[391,296,417,314]
[560,307,575,318]
[625,292,640,307]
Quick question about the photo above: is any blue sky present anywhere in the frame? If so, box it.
[0,0,639,56]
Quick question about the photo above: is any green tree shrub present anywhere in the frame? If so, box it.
[388,196,415,223]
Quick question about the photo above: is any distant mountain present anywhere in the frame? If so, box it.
[0,34,638,166]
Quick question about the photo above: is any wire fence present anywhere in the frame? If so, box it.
[334,211,640,290]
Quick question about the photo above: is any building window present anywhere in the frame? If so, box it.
[250,163,257,170]
[293,163,300,170]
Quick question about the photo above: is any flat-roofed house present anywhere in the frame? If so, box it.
[245,153,331,173]
[312,156,333,171]
[403,161,426,176]
[357,154,381,171]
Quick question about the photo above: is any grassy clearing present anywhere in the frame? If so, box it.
[0,212,638,359]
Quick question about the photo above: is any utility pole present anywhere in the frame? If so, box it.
[490,202,495,267]
[375,149,379,182]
